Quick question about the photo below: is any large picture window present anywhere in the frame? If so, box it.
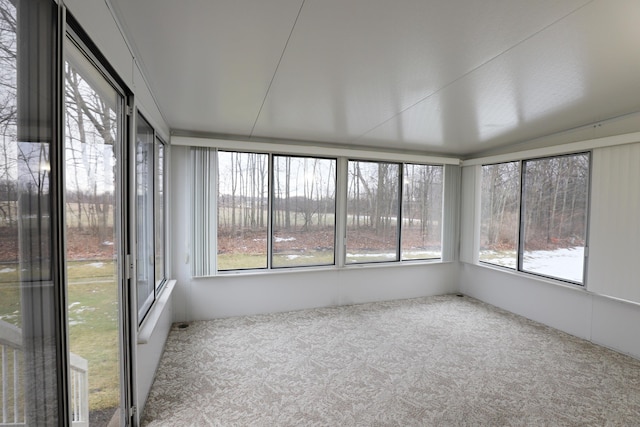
[346,160,400,263]
[272,155,336,268]
[479,153,589,284]
[217,151,269,270]
[479,162,520,268]
[401,164,443,260]
[192,148,444,274]
[521,154,589,282]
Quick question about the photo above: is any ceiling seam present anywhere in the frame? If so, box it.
[351,0,598,144]
[250,0,306,138]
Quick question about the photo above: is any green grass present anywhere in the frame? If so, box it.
[0,260,120,412]
[217,251,336,270]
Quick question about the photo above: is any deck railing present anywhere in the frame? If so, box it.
[0,320,89,426]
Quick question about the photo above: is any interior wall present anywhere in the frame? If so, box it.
[460,134,640,360]
[170,145,460,321]
[588,142,640,303]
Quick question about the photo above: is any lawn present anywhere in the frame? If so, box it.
[0,260,120,413]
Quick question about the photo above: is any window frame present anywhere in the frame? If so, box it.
[216,149,270,272]
[154,136,167,290]
[400,162,444,262]
[271,153,338,269]
[135,111,167,325]
[200,148,446,275]
[345,159,402,265]
[479,152,591,286]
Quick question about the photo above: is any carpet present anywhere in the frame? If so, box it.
[142,294,640,426]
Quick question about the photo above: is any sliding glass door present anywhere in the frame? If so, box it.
[0,2,133,424]
[0,0,62,425]
[64,34,127,426]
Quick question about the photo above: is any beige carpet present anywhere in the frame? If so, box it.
[142,295,640,426]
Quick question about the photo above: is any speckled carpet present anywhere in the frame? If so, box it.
[142,295,640,426]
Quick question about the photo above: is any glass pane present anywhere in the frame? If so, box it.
[522,154,589,283]
[272,156,336,267]
[136,114,154,317]
[479,162,520,268]
[155,139,165,288]
[346,160,399,263]
[401,164,443,260]
[217,151,268,270]
[1,0,59,424]
[65,43,122,425]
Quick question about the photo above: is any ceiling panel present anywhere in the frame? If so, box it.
[251,0,590,144]
[108,0,640,156]
[360,0,640,155]
[110,0,304,135]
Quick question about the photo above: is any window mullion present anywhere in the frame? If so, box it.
[517,160,525,272]
[268,153,273,269]
[397,163,403,262]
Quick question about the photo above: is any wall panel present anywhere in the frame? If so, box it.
[588,142,640,302]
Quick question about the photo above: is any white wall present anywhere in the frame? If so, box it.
[171,145,460,321]
[460,133,640,360]
[588,143,640,303]
[135,281,174,419]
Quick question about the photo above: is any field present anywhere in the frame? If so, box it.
[217,225,442,270]
[0,260,119,413]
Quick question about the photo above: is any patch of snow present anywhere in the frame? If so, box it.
[87,262,104,268]
[285,254,313,260]
[346,252,396,259]
[0,267,16,273]
[102,241,114,246]
[274,237,296,242]
[480,247,584,282]
[523,247,584,282]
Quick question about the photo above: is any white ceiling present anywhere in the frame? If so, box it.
[109,0,640,156]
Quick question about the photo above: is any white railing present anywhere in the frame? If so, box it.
[70,352,89,427]
[0,320,23,427]
[0,320,89,427]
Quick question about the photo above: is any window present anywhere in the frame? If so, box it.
[480,153,589,284]
[521,154,589,282]
[401,164,443,260]
[155,138,166,287]
[192,148,445,274]
[346,160,400,263]
[272,155,336,268]
[479,162,520,268]
[217,151,268,270]
[135,113,166,322]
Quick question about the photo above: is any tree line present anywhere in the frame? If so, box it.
[481,154,589,252]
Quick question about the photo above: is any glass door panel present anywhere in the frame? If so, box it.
[64,39,124,426]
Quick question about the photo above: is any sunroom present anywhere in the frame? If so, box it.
[1,0,640,425]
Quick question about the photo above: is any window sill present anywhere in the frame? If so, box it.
[471,261,585,291]
[137,279,176,345]
[193,258,449,279]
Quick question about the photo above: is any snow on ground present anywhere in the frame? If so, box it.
[87,262,105,268]
[481,246,584,282]
[523,247,584,282]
